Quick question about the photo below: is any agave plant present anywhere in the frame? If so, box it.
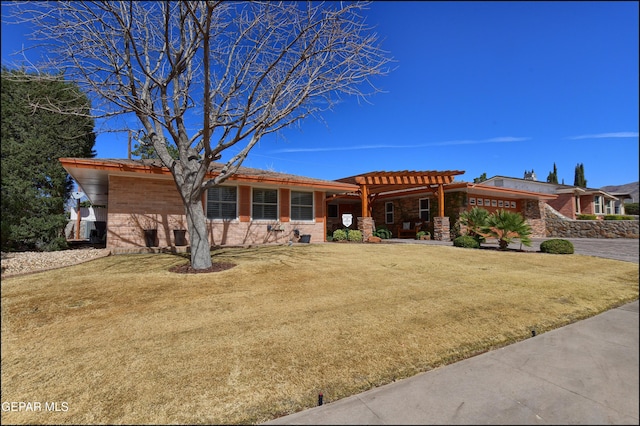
[479,209,532,250]
[458,207,490,244]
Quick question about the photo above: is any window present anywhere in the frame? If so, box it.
[469,197,476,205]
[207,186,237,219]
[594,195,603,215]
[491,200,497,207]
[253,188,278,220]
[419,198,430,222]
[477,198,483,206]
[498,200,503,207]
[385,202,394,224]
[291,191,313,221]
[605,200,614,215]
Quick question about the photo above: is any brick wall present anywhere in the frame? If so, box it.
[548,194,575,219]
[106,176,326,248]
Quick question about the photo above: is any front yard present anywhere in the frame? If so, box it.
[1,243,638,424]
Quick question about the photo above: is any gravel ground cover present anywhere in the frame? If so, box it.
[1,248,111,277]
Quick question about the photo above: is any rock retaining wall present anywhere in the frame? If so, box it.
[544,205,639,238]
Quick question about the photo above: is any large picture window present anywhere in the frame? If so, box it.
[206,186,237,219]
[419,198,430,222]
[291,191,313,221]
[253,188,278,220]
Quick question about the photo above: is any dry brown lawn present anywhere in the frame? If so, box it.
[1,243,638,424]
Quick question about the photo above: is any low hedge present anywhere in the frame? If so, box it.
[603,215,636,220]
[576,214,597,220]
[453,235,480,249]
[540,239,574,254]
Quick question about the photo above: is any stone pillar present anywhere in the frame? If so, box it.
[358,217,375,241]
[433,216,450,241]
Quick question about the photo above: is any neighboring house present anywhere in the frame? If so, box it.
[606,192,634,215]
[480,175,623,218]
[60,158,358,249]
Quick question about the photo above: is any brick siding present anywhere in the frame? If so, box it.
[105,176,326,248]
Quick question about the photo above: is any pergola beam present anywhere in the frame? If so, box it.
[346,170,465,219]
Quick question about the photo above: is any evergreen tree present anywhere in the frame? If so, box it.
[546,162,558,184]
[131,133,179,160]
[473,172,487,183]
[1,68,96,251]
[573,163,587,187]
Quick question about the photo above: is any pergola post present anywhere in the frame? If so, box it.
[360,183,369,217]
[438,184,445,217]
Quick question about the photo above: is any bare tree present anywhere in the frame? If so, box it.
[5,1,392,269]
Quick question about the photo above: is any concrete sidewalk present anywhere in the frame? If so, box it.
[263,300,639,425]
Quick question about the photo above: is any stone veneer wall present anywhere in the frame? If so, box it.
[544,204,639,238]
[357,217,375,241]
[523,200,546,238]
[433,216,450,241]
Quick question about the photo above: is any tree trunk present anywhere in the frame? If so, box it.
[184,199,212,270]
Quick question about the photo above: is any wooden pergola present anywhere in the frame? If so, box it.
[337,170,465,218]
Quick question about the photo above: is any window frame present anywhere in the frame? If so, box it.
[206,185,238,220]
[252,187,279,221]
[385,201,394,224]
[419,198,430,222]
[290,190,314,221]
[594,195,603,215]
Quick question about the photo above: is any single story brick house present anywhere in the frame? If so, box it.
[61,158,561,248]
[60,158,358,248]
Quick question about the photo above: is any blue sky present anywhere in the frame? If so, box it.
[2,1,639,188]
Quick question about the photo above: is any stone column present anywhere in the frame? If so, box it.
[358,217,375,241]
[433,216,450,241]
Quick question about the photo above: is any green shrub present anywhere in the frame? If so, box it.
[347,230,363,242]
[603,215,635,220]
[415,231,430,239]
[540,239,574,254]
[453,235,480,249]
[459,207,490,241]
[576,214,597,220]
[332,229,347,241]
[36,237,69,252]
[624,202,638,215]
[480,209,532,250]
[374,227,392,239]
